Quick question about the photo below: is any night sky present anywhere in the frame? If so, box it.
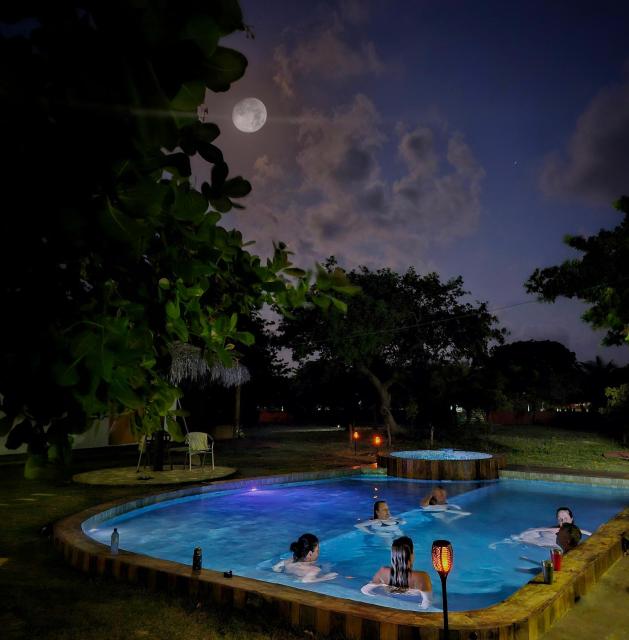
[197,0,629,363]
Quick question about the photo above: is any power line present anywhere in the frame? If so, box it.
[281,275,629,349]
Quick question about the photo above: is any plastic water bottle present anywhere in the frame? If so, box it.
[110,528,119,555]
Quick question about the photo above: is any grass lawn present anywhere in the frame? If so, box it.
[1,424,628,640]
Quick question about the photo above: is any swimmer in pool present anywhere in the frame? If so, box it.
[355,500,406,536]
[420,485,448,507]
[552,507,591,535]
[489,507,590,550]
[419,486,471,521]
[361,536,433,609]
[272,533,337,583]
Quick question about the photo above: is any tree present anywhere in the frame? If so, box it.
[526,196,629,347]
[0,2,348,475]
[488,340,582,413]
[579,357,619,413]
[277,261,505,445]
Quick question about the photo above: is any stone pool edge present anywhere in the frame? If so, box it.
[54,467,629,640]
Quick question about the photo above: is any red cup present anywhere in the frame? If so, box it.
[551,549,562,571]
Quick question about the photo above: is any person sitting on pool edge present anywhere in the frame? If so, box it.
[355,500,406,535]
[272,533,338,583]
[362,536,433,608]
[556,522,582,553]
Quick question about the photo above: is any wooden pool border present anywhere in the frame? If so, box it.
[54,468,629,640]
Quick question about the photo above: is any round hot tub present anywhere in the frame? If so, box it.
[377,448,505,480]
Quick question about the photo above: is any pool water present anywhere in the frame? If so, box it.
[85,477,629,612]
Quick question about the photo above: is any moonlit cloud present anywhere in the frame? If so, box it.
[540,81,629,206]
[272,18,383,98]
[229,94,485,271]
[252,155,283,187]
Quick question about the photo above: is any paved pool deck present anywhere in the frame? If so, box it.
[540,552,629,640]
[504,464,629,640]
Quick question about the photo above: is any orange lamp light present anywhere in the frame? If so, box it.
[432,539,453,638]
[353,431,360,440]
[432,539,453,576]
[373,435,382,446]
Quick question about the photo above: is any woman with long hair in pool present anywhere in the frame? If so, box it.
[355,500,405,537]
[362,536,433,608]
[272,533,338,583]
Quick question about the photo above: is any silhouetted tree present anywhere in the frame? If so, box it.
[526,196,629,347]
[277,260,505,445]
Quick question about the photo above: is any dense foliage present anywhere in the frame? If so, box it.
[0,1,348,471]
[526,196,629,347]
[278,261,505,443]
[488,340,582,412]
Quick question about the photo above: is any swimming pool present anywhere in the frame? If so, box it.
[83,475,629,612]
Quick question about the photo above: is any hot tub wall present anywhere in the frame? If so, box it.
[378,452,506,480]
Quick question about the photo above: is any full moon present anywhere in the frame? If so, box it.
[232,97,267,133]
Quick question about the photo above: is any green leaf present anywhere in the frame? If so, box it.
[235,331,255,346]
[223,177,251,198]
[110,379,144,411]
[170,81,206,111]
[311,295,331,310]
[170,317,189,341]
[159,278,171,290]
[210,196,232,213]
[330,296,348,313]
[181,16,220,58]
[166,300,180,319]
[205,47,248,92]
[332,284,362,296]
[196,142,223,164]
[53,362,80,387]
[101,351,114,383]
[172,185,208,221]
[283,267,307,278]
[159,152,192,177]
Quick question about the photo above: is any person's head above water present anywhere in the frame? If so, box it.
[290,533,320,562]
[432,486,447,504]
[389,536,414,589]
[556,507,574,527]
[374,500,391,520]
[556,522,582,553]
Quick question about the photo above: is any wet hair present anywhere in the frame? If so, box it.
[556,507,574,521]
[290,533,319,561]
[428,496,437,505]
[374,500,388,519]
[389,536,414,590]
[558,523,582,550]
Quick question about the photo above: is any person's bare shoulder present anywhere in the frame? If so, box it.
[372,566,390,584]
[411,571,432,591]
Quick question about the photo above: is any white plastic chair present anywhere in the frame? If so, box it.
[136,434,150,472]
[184,431,214,470]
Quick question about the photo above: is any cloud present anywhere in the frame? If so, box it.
[540,82,629,205]
[339,0,370,24]
[296,94,385,195]
[233,95,485,272]
[273,20,384,98]
[391,128,485,239]
[252,155,283,187]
